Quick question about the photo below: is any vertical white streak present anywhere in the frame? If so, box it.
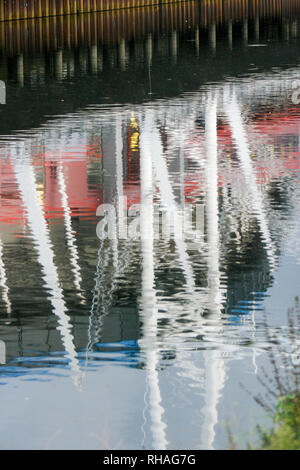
[179,147,185,210]
[13,148,81,386]
[224,94,276,271]
[116,115,126,240]
[200,98,226,450]
[146,34,153,66]
[201,350,226,450]
[0,238,11,314]
[146,111,196,297]
[139,111,168,450]
[205,98,223,314]
[57,164,85,303]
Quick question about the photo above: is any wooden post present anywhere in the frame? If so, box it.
[64,0,71,15]
[37,0,43,18]
[28,0,35,19]
[15,0,20,20]
[38,18,43,52]
[7,0,13,21]
[58,0,64,16]
[52,0,57,17]
[0,2,5,22]
[78,0,84,14]
[45,0,50,17]
[70,0,77,14]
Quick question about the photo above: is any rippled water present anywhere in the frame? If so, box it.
[1,2,300,450]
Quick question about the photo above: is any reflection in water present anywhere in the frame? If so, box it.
[224,93,277,271]
[1,75,300,446]
[1,2,300,450]
[57,161,85,304]
[201,97,225,450]
[0,237,11,315]
[12,141,82,387]
[139,112,168,449]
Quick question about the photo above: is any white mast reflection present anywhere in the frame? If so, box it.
[13,142,82,387]
[138,102,228,449]
[223,90,273,376]
[57,162,85,304]
[0,238,11,314]
[116,115,126,241]
[224,92,277,272]
[139,110,168,450]
[145,111,196,298]
[205,97,223,315]
[1,62,293,440]
[86,112,127,354]
[200,97,226,450]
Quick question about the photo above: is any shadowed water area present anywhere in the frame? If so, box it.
[0,0,300,450]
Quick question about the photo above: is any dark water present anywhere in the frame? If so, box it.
[0,2,300,449]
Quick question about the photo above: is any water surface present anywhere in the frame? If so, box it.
[1,2,300,450]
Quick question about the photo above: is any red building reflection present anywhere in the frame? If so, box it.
[0,107,300,231]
